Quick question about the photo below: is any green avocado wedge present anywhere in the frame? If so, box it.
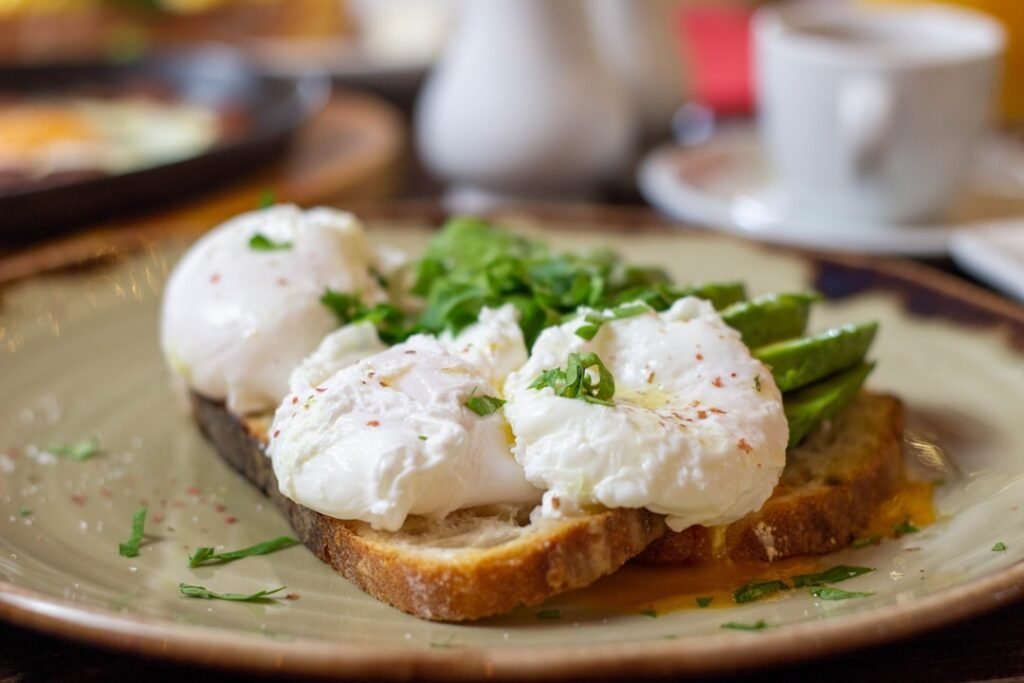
[722,292,820,349]
[784,361,876,448]
[756,322,879,393]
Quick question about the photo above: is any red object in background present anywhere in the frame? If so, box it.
[678,5,755,117]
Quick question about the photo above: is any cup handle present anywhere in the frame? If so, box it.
[837,76,895,178]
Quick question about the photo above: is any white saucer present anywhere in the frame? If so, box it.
[638,125,1024,257]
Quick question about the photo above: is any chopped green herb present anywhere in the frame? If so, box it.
[257,188,276,208]
[851,536,881,549]
[639,609,657,618]
[791,565,873,588]
[892,520,919,536]
[319,289,362,325]
[993,542,1007,552]
[529,351,615,406]
[418,435,428,441]
[721,620,768,632]
[188,536,300,568]
[409,217,745,348]
[754,375,762,392]
[17,507,31,517]
[179,583,286,603]
[429,635,457,649]
[536,609,562,620]
[574,303,651,340]
[248,233,292,251]
[810,587,874,601]
[118,507,148,558]
[696,596,713,608]
[319,289,417,344]
[465,392,506,417]
[49,437,100,461]
[733,579,787,603]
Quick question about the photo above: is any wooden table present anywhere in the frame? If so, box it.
[1,117,1023,681]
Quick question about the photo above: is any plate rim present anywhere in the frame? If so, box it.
[2,205,1023,680]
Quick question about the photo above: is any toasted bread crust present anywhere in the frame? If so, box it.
[191,393,665,621]
[637,392,905,563]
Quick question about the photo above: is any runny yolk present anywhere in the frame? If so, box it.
[556,478,937,617]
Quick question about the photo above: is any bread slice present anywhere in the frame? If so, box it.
[636,391,905,564]
[191,390,903,620]
[191,393,665,621]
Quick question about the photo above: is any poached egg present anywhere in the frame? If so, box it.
[503,297,789,531]
[267,330,540,532]
[160,205,385,414]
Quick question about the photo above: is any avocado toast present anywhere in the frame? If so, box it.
[167,212,914,621]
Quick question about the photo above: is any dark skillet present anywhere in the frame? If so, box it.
[0,47,328,242]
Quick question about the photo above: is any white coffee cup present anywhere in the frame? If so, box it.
[754,1,1004,225]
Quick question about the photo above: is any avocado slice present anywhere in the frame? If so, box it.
[756,322,878,393]
[723,292,820,349]
[784,361,875,448]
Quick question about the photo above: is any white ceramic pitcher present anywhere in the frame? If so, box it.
[415,0,635,207]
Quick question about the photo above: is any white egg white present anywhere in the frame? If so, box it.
[268,333,540,531]
[160,205,385,414]
[504,297,789,531]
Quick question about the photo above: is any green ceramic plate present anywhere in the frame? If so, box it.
[1,214,1023,680]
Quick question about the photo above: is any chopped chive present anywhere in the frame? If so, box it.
[851,536,881,548]
[118,507,148,558]
[733,579,787,603]
[248,233,292,251]
[179,583,286,603]
[791,565,874,588]
[639,609,657,618]
[49,437,100,461]
[536,609,562,620]
[696,596,713,608]
[418,435,428,441]
[188,536,300,568]
[721,620,768,631]
[257,188,276,208]
[810,587,874,601]
[17,507,31,517]
[892,520,919,536]
[993,542,1007,552]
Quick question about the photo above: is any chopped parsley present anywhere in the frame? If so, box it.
[733,579,787,604]
[188,536,300,568]
[791,565,873,588]
[574,303,651,341]
[810,587,874,601]
[639,609,658,618]
[49,437,100,461]
[248,233,292,251]
[408,218,746,347]
[993,542,1007,552]
[892,520,919,536]
[319,289,362,325]
[851,536,881,548]
[179,583,286,603]
[319,289,414,345]
[465,392,506,417]
[696,596,713,608]
[529,352,615,406]
[17,507,31,517]
[536,609,562,620]
[118,507,148,558]
[721,620,768,632]
[257,188,276,208]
